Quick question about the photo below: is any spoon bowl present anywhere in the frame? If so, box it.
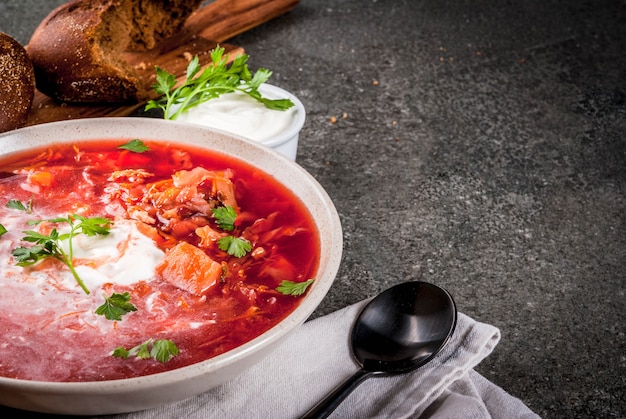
[303,281,457,419]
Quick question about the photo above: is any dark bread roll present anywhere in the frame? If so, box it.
[0,32,35,133]
[27,0,202,103]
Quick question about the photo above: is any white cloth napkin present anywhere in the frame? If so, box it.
[101,300,540,419]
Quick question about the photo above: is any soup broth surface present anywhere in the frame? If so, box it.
[0,140,319,382]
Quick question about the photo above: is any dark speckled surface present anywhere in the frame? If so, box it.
[1,0,625,417]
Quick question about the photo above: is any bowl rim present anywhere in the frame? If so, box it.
[0,118,341,408]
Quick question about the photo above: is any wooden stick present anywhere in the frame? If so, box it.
[169,0,299,47]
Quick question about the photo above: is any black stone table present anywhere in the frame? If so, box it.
[1,1,624,417]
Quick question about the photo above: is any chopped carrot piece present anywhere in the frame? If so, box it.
[28,171,53,187]
[156,241,222,296]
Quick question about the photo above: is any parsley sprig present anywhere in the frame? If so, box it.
[145,46,294,120]
[2,199,34,235]
[113,338,180,363]
[7,198,33,213]
[277,279,315,296]
[211,205,251,257]
[95,292,138,321]
[212,206,237,231]
[118,139,150,153]
[217,235,252,258]
[12,215,112,294]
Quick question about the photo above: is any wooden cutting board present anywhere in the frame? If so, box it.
[25,0,299,127]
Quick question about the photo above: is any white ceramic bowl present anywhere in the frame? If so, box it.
[174,83,306,161]
[0,117,341,415]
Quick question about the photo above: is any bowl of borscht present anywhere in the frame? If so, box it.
[0,117,342,415]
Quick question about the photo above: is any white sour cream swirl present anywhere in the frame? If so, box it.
[175,89,297,143]
[60,220,165,290]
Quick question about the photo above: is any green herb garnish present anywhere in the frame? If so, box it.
[277,279,315,296]
[112,338,179,363]
[217,235,252,258]
[212,206,237,231]
[0,224,6,237]
[118,139,150,153]
[7,199,33,213]
[145,46,294,120]
[12,215,112,294]
[95,292,138,321]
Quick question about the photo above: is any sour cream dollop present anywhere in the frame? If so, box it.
[60,220,165,290]
[175,88,298,143]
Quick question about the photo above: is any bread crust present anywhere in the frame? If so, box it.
[0,32,35,133]
[27,0,202,104]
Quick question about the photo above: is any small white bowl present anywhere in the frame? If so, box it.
[0,117,340,415]
[174,83,306,161]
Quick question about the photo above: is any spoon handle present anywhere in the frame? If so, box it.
[301,369,373,419]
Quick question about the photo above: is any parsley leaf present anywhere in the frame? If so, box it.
[72,215,112,236]
[118,139,150,153]
[151,339,180,363]
[112,339,179,363]
[95,292,138,321]
[217,236,252,258]
[135,341,152,359]
[111,347,129,358]
[145,46,294,120]
[212,206,237,231]
[12,215,112,294]
[7,199,33,213]
[0,224,6,237]
[276,279,315,296]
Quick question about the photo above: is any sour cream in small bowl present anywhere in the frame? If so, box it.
[174,84,305,161]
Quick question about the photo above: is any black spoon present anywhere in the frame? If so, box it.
[302,281,457,419]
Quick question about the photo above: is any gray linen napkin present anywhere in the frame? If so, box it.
[102,300,539,419]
